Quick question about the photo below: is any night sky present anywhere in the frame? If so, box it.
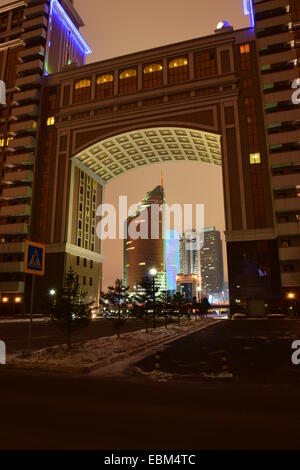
[73,0,250,288]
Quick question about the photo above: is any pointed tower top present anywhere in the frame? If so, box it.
[160,170,164,187]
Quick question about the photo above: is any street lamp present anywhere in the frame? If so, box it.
[150,268,157,277]
[287,292,296,316]
[150,268,157,328]
[49,289,56,307]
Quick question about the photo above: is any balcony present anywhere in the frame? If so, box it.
[279,247,300,261]
[277,222,300,236]
[274,197,300,213]
[2,170,33,184]
[21,27,47,44]
[18,45,45,63]
[0,204,31,217]
[15,74,42,90]
[270,150,300,167]
[22,16,48,31]
[0,242,25,254]
[12,89,40,106]
[17,59,44,77]
[262,67,299,86]
[257,32,293,49]
[0,281,25,294]
[1,186,32,200]
[255,0,289,14]
[10,119,38,134]
[260,47,296,67]
[272,173,300,189]
[281,272,300,287]
[11,104,39,120]
[266,108,300,124]
[0,262,24,273]
[24,3,49,19]
[0,223,29,235]
[256,13,291,32]
[264,88,295,105]
[7,136,36,151]
[4,153,34,168]
[269,129,300,146]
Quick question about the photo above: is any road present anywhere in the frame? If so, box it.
[133,318,300,386]
[0,319,300,449]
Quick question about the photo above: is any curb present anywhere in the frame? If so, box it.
[2,320,220,375]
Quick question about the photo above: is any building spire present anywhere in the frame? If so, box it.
[160,170,164,187]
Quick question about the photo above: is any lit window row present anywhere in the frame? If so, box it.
[73,57,190,101]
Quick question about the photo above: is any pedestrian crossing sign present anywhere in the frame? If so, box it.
[24,240,45,276]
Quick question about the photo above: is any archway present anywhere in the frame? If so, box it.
[69,126,225,305]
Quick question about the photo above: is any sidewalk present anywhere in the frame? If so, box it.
[4,318,220,375]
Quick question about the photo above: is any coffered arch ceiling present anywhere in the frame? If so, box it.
[73,127,222,184]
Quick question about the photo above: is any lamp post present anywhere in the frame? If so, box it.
[287,292,296,316]
[49,289,56,307]
[150,268,157,328]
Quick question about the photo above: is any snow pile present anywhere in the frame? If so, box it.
[8,318,213,372]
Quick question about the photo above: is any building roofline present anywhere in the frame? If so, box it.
[48,25,253,80]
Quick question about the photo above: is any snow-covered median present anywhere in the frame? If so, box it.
[6,318,218,374]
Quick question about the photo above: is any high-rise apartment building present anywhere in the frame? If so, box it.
[253,0,300,299]
[200,227,224,295]
[179,231,201,277]
[124,182,166,293]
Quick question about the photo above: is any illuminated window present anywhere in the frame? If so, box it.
[96,74,114,99]
[139,262,146,266]
[119,69,137,94]
[240,44,251,71]
[250,152,261,164]
[73,79,91,103]
[0,137,13,147]
[127,246,135,251]
[75,79,91,89]
[240,44,250,54]
[143,64,163,89]
[47,116,55,126]
[168,57,188,83]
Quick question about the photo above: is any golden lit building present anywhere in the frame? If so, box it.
[124,180,166,293]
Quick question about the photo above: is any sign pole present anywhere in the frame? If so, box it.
[28,275,35,356]
[24,240,45,356]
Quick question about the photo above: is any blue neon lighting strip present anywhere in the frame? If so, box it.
[243,0,255,27]
[51,0,92,54]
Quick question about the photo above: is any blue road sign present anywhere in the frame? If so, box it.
[24,241,45,276]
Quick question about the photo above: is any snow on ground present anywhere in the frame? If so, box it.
[8,318,215,372]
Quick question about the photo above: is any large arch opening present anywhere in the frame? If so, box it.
[70,126,227,306]
[72,127,222,184]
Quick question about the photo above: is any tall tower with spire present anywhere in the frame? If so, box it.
[124,180,166,293]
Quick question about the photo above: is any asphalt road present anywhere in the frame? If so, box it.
[0,318,162,354]
[1,319,300,450]
[133,318,300,386]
